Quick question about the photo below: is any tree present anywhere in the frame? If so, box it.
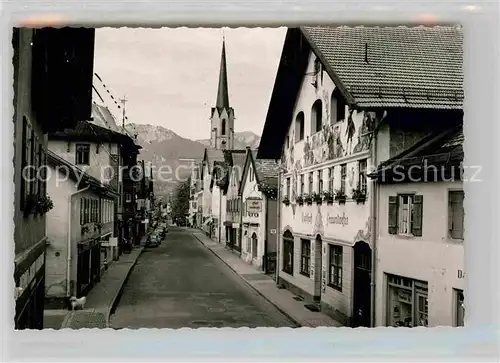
[171,178,190,224]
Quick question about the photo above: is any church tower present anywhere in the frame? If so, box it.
[210,38,234,150]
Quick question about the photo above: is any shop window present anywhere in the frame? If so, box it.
[449,191,464,240]
[252,233,258,259]
[282,230,294,275]
[311,99,323,133]
[300,239,311,277]
[328,166,334,193]
[358,159,367,193]
[455,289,465,327]
[388,194,423,236]
[386,274,428,327]
[328,244,343,291]
[76,144,90,165]
[295,112,305,142]
[340,164,347,195]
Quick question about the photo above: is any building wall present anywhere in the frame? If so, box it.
[202,162,212,223]
[45,169,78,297]
[13,28,47,256]
[211,184,222,241]
[376,181,464,327]
[48,140,119,185]
[278,49,375,324]
[266,198,278,254]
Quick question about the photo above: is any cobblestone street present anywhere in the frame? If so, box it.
[109,227,297,329]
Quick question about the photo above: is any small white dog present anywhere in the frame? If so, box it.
[70,296,86,311]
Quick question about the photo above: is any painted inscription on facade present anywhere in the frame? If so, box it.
[302,212,313,224]
[326,212,349,227]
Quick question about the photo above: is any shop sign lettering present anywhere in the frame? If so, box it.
[457,270,465,279]
[327,212,348,226]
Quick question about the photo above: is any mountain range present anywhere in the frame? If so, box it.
[124,123,260,196]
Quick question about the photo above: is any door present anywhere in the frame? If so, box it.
[352,241,372,327]
[313,236,322,302]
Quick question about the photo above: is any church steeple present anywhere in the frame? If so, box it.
[210,36,235,150]
[216,38,229,110]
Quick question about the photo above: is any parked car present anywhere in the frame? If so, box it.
[146,233,160,248]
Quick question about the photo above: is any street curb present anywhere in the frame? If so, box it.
[106,247,145,328]
[192,233,303,328]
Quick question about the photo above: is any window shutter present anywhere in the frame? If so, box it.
[388,196,398,234]
[412,195,423,237]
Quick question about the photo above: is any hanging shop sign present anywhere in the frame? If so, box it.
[246,198,262,214]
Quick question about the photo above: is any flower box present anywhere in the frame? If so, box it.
[296,195,304,206]
[282,196,290,206]
[352,188,367,204]
[321,191,334,204]
[312,192,323,204]
[303,194,313,205]
[334,189,346,204]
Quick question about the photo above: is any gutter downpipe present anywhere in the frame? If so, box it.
[370,110,388,328]
[275,158,282,286]
[67,184,90,298]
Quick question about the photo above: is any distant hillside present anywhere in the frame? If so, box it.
[125,123,260,196]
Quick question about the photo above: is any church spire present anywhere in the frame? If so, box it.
[216,38,229,110]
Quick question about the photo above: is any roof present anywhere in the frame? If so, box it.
[302,25,463,109]
[254,158,279,187]
[91,103,126,134]
[258,25,463,159]
[47,150,118,197]
[49,120,141,153]
[369,125,463,183]
[216,39,230,110]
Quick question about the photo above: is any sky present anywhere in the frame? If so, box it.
[93,27,287,141]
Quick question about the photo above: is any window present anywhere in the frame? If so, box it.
[300,174,304,195]
[286,177,290,198]
[308,173,313,194]
[358,159,367,193]
[300,239,311,276]
[249,167,254,182]
[331,92,346,123]
[449,191,464,239]
[455,289,465,327]
[317,170,323,193]
[126,193,132,203]
[313,57,322,87]
[282,230,294,275]
[295,112,305,141]
[328,167,334,192]
[340,164,347,195]
[387,274,428,327]
[252,233,258,259]
[328,245,343,291]
[76,144,90,165]
[388,194,423,236]
[221,119,226,135]
[311,99,323,133]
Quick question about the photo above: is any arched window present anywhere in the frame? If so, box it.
[295,112,305,142]
[282,230,294,274]
[311,99,323,133]
[221,119,226,135]
[252,232,258,259]
[331,90,346,123]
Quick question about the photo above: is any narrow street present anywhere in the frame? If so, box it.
[110,227,296,329]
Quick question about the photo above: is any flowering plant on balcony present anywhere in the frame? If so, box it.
[334,189,346,204]
[95,222,103,231]
[321,190,334,204]
[24,194,54,217]
[81,225,90,235]
[282,196,290,206]
[352,188,367,204]
[312,192,323,204]
[296,194,304,205]
[303,193,313,205]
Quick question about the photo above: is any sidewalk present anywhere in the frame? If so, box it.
[44,244,144,329]
[192,232,343,328]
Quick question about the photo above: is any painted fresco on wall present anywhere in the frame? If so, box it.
[302,109,373,168]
